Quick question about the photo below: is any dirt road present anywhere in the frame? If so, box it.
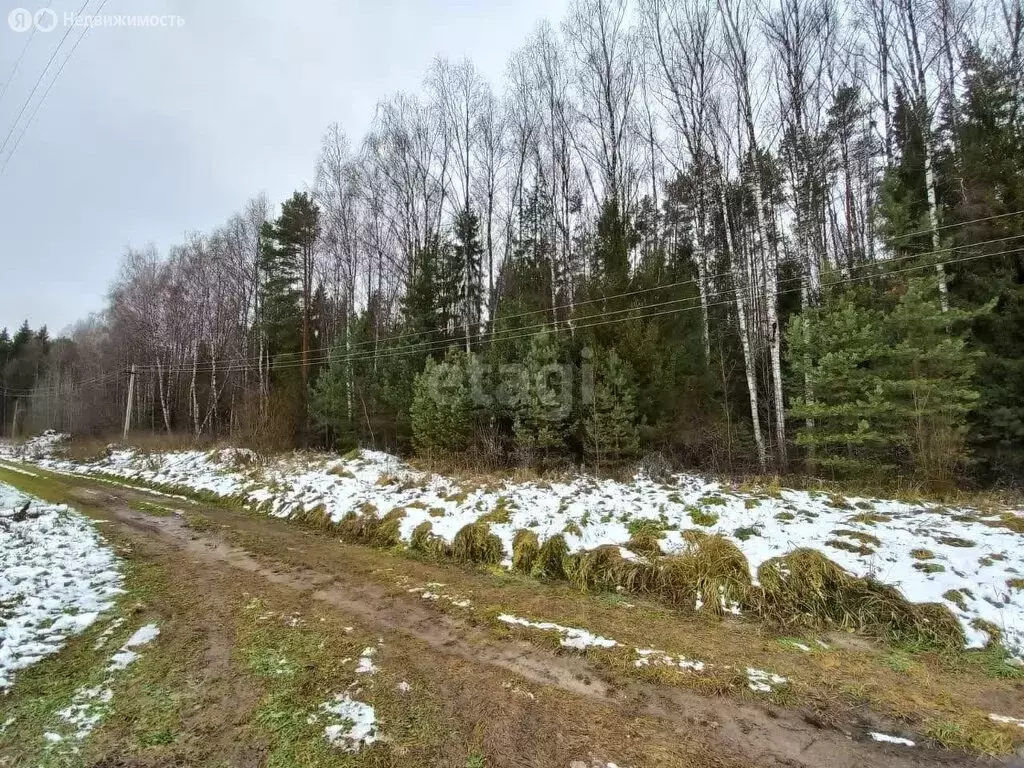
[0,467,1014,768]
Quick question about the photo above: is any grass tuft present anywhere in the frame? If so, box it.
[756,549,964,649]
[655,532,751,614]
[532,535,569,580]
[687,507,719,527]
[451,522,503,565]
[626,531,663,557]
[511,529,540,573]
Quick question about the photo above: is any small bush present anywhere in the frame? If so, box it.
[532,534,569,580]
[511,529,540,573]
[451,522,503,565]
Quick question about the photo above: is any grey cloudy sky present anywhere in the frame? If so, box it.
[0,0,567,334]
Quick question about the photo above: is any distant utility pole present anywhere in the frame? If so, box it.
[11,398,20,439]
[123,364,137,441]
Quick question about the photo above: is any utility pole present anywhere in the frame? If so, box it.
[123,364,137,441]
[10,398,20,439]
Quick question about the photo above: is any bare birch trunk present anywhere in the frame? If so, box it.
[721,180,768,471]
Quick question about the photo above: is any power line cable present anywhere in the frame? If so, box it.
[135,243,1022,376]
[0,1,53,108]
[133,231,1024,375]
[0,0,93,161]
[0,0,107,175]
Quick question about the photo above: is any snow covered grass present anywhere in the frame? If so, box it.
[12,435,1024,657]
[0,481,123,691]
[42,621,161,753]
[498,614,619,650]
[310,693,379,752]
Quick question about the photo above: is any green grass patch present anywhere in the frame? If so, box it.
[687,507,719,527]
[937,536,976,548]
[128,500,174,517]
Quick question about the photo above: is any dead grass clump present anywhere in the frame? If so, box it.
[626,531,663,558]
[480,496,514,525]
[511,529,540,573]
[532,534,569,580]
[912,603,967,649]
[655,533,752,614]
[564,545,626,592]
[756,549,964,649]
[294,503,335,531]
[451,522,503,565]
[757,549,856,628]
[410,521,433,551]
[410,521,450,558]
[337,510,378,542]
[371,508,406,548]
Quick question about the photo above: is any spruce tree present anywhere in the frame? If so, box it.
[451,207,484,350]
[309,346,357,450]
[582,349,641,468]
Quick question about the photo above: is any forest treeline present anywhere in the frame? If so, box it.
[2,0,1023,488]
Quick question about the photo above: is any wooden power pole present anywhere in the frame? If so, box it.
[123,364,137,441]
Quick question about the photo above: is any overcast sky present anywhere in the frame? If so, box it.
[0,0,568,335]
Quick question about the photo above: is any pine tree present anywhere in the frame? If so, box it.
[582,348,641,468]
[512,329,572,465]
[275,192,321,387]
[787,278,985,485]
[410,351,478,454]
[259,221,301,364]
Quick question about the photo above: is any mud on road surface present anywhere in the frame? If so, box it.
[18,471,998,768]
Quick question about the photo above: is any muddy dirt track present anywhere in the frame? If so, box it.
[38,472,1013,768]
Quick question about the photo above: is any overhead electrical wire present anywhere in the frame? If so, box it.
[132,241,1022,377]
[131,212,1024,372]
[1,0,109,175]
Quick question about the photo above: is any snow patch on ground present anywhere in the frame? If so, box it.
[15,439,1024,655]
[990,714,1024,728]
[355,647,378,675]
[498,614,618,650]
[633,648,706,672]
[107,623,160,671]
[869,732,916,747]
[746,667,789,693]
[45,621,161,753]
[309,693,379,752]
[0,482,123,690]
